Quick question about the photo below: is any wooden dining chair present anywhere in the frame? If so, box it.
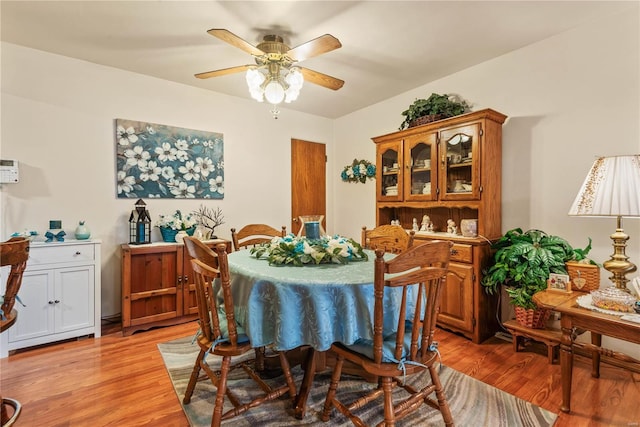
[230,224,286,252]
[182,243,297,427]
[361,224,415,254]
[321,240,454,427]
[1,236,30,426]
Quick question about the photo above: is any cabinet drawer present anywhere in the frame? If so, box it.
[449,244,472,263]
[28,244,95,266]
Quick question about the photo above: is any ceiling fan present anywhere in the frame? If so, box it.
[196,29,344,106]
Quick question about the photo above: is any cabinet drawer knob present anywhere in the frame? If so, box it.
[75,251,81,255]
[450,249,459,255]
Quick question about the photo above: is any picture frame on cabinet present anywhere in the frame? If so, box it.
[547,273,572,294]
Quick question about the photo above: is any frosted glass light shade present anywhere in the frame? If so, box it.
[264,81,285,104]
[568,155,640,217]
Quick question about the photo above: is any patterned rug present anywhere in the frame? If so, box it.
[158,336,557,426]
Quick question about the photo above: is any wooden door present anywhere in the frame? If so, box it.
[291,139,326,235]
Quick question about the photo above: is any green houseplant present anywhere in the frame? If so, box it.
[399,93,470,130]
[481,228,576,328]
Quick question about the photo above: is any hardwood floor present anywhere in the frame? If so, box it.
[1,322,638,426]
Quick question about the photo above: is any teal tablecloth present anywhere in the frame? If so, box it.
[227,249,413,352]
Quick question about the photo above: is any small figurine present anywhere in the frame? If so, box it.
[447,219,457,235]
[420,215,432,232]
[412,218,419,232]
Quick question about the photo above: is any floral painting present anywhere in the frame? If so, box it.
[115,119,224,199]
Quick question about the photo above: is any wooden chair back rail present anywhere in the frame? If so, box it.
[322,239,454,426]
[361,225,415,254]
[182,235,218,268]
[231,224,286,252]
[191,258,221,343]
[1,237,30,316]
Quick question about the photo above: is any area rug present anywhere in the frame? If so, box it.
[158,336,557,426]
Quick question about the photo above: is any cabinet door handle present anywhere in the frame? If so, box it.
[75,251,81,255]
[177,276,182,283]
[183,275,189,282]
[55,300,60,304]
[48,300,55,304]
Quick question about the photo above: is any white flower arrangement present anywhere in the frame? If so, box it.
[341,159,376,183]
[156,210,197,230]
[250,233,368,266]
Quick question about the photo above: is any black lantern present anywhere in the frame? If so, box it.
[129,199,151,244]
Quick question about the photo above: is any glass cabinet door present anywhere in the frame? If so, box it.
[439,123,481,200]
[405,132,437,201]
[377,141,403,201]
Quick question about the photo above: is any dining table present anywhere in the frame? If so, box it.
[225,248,411,419]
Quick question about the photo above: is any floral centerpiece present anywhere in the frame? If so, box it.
[250,233,368,266]
[157,210,197,242]
[341,159,376,183]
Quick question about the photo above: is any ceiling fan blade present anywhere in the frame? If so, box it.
[299,67,344,90]
[287,34,342,62]
[195,65,253,79]
[207,29,265,56]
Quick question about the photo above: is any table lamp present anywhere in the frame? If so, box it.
[568,155,640,292]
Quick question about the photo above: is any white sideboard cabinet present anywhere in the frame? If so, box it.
[1,240,101,357]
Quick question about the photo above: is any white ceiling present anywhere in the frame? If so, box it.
[1,1,635,118]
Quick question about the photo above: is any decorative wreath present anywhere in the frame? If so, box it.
[341,159,376,183]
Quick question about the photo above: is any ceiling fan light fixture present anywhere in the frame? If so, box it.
[199,30,343,115]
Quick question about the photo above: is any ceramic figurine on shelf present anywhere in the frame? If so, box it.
[412,218,419,232]
[420,215,432,232]
[447,219,457,235]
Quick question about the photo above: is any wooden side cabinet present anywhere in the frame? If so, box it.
[1,240,102,358]
[120,239,230,336]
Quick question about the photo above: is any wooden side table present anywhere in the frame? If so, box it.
[503,319,561,364]
[533,290,640,413]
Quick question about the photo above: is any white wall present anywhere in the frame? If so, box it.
[333,7,640,352]
[0,43,334,316]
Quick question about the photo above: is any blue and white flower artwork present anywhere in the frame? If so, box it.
[115,119,224,199]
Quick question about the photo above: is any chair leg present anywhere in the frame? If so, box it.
[381,376,396,427]
[211,355,232,427]
[428,364,454,426]
[321,354,345,422]
[278,351,298,403]
[183,349,205,404]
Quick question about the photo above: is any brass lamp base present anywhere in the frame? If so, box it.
[603,216,637,292]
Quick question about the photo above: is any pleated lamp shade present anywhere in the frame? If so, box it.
[568,155,640,217]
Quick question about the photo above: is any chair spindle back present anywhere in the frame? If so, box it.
[373,240,451,364]
[190,244,240,345]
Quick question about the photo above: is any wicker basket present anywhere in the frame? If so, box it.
[565,261,600,292]
[409,114,447,128]
[514,306,550,329]
[160,226,195,242]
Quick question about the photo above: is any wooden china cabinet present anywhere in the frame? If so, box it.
[372,109,507,343]
[120,239,230,335]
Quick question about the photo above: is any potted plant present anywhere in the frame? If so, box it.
[481,228,576,328]
[399,93,470,130]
